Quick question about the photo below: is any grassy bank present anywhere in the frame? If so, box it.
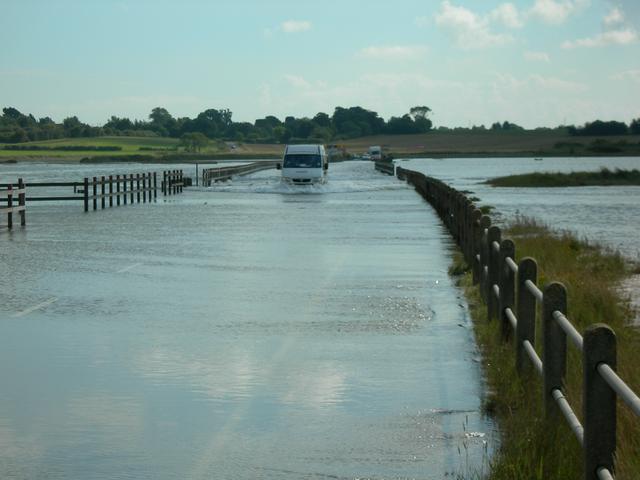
[486,168,640,187]
[451,218,640,479]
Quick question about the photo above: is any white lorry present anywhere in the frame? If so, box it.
[277,144,328,185]
[368,145,383,161]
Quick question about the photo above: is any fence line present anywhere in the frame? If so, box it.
[374,159,394,175]
[162,169,183,195]
[83,172,158,212]
[396,165,639,480]
[201,162,278,186]
[0,179,26,228]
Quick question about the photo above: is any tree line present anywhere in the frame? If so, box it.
[1,105,639,144]
[0,105,433,144]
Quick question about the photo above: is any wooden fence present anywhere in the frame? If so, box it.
[202,162,278,186]
[374,159,395,175]
[83,172,157,212]
[396,166,640,480]
[162,169,184,195]
[1,179,26,228]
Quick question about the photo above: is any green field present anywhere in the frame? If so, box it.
[486,167,640,187]
[2,131,640,162]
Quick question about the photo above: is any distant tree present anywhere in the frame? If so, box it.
[571,120,629,136]
[180,132,208,152]
[148,107,175,136]
[2,107,23,119]
[409,106,432,120]
[312,112,331,128]
[628,118,640,135]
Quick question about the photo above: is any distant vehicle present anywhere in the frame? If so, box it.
[368,145,382,161]
[277,144,328,185]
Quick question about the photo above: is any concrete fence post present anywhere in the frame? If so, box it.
[516,257,537,374]
[499,239,515,341]
[487,225,501,321]
[543,282,567,418]
[583,324,616,480]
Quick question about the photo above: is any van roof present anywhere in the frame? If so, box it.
[285,144,323,154]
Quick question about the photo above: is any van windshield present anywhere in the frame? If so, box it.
[283,154,321,168]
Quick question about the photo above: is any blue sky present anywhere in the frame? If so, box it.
[1,0,639,128]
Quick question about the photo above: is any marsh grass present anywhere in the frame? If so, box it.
[452,217,640,479]
[486,167,640,187]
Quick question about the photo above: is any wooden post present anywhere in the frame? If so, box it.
[153,172,157,200]
[543,282,567,418]
[130,174,134,204]
[7,184,13,229]
[179,170,183,193]
[142,173,147,203]
[499,239,515,341]
[583,324,616,480]
[471,209,482,285]
[18,178,25,226]
[84,177,89,212]
[116,175,121,206]
[487,225,501,321]
[109,175,113,207]
[479,215,491,301]
[136,173,141,203]
[516,257,537,374]
[163,171,167,196]
[123,175,128,205]
[101,176,106,209]
[92,177,97,210]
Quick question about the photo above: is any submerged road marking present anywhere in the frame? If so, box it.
[13,297,58,318]
[117,262,143,274]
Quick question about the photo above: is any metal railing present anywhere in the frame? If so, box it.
[396,166,640,480]
[202,162,278,186]
[1,179,26,228]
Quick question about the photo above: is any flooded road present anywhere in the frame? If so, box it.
[1,161,490,479]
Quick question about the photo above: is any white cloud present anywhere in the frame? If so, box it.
[283,74,312,89]
[490,3,524,28]
[562,28,637,48]
[524,51,550,61]
[530,74,588,92]
[604,7,624,26]
[358,45,428,60]
[528,0,589,25]
[281,20,312,33]
[434,1,514,49]
[611,69,640,83]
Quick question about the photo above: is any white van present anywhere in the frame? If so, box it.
[277,144,328,184]
[368,145,382,161]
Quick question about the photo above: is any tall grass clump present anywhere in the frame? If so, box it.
[451,217,640,479]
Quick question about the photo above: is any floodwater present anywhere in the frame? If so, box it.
[0,161,491,479]
[401,156,640,260]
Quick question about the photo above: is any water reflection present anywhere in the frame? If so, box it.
[1,161,491,479]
